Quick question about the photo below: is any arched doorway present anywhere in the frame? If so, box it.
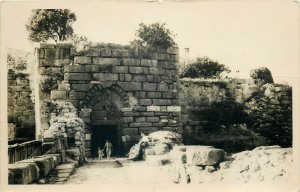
[82,84,130,158]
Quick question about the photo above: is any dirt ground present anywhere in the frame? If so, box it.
[66,147,293,185]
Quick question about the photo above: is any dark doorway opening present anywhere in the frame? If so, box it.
[91,125,118,158]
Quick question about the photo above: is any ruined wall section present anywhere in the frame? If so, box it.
[8,70,35,141]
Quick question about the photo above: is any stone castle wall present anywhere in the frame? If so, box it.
[7,70,35,141]
[37,43,182,155]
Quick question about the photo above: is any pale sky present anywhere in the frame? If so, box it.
[1,0,299,84]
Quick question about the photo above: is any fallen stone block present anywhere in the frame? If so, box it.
[9,162,39,184]
[190,147,225,166]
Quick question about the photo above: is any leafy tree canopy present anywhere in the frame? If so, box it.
[26,9,76,42]
[180,57,231,79]
[132,22,177,48]
[250,67,274,84]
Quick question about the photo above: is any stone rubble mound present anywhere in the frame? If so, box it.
[187,146,292,183]
[128,131,182,160]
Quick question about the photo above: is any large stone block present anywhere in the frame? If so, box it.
[51,90,67,99]
[65,73,92,81]
[93,58,120,65]
[141,59,158,67]
[153,99,172,106]
[146,117,159,123]
[123,58,140,66]
[93,73,119,81]
[111,50,132,58]
[64,65,86,73]
[124,128,139,135]
[8,162,39,184]
[149,67,165,75]
[139,99,152,106]
[69,91,86,100]
[129,66,144,74]
[147,92,161,98]
[132,75,146,82]
[139,127,158,134]
[112,66,128,73]
[74,56,91,64]
[135,117,146,122]
[190,147,225,166]
[130,122,152,127]
[143,83,157,91]
[147,106,161,112]
[123,117,134,123]
[117,82,142,91]
[157,83,169,92]
[71,84,93,91]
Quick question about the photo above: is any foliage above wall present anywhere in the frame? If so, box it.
[250,67,274,84]
[131,22,177,48]
[180,57,231,79]
[26,9,76,42]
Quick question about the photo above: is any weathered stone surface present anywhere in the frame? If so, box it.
[141,59,158,67]
[117,82,142,91]
[9,162,39,184]
[130,122,152,127]
[93,73,119,81]
[51,90,67,99]
[123,58,140,66]
[124,128,139,135]
[139,99,152,106]
[147,106,160,112]
[112,66,128,73]
[65,73,92,81]
[157,83,169,92]
[129,67,143,74]
[143,83,157,91]
[153,99,172,106]
[74,56,91,64]
[146,117,159,123]
[123,117,134,123]
[174,146,225,166]
[93,58,120,65]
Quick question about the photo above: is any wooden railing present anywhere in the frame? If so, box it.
[8,140,42,164]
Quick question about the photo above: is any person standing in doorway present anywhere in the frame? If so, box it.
[103,140,113,160]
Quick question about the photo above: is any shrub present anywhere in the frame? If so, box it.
[187,124,268,153]
[250,67,274,84]
[245,86,292,147]
[199,99,248,132]
[180,57,231,79]
[131,22,177,48]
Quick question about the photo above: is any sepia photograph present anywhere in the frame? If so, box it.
[0,0,299,191]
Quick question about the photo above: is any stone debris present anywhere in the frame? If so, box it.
[128,131,183,160]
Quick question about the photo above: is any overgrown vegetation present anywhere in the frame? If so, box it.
[187,124,268,153]
[250,67,274,84]
[41,74,64,94]
[246,87,292,147]
[180,57,231,79]
[131,22,177,48]
[7,53,28,72]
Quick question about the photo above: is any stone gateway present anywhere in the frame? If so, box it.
[36,43,182,157]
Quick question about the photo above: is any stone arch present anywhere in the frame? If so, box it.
[80,83,130,156]
[82,83,130,108]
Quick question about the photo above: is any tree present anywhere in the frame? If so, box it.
[132,22,177,48]
[26,9,76,42]
[180,57,231,79]
[250,67,274,84]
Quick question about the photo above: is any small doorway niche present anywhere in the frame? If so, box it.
[90,125,118,158]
